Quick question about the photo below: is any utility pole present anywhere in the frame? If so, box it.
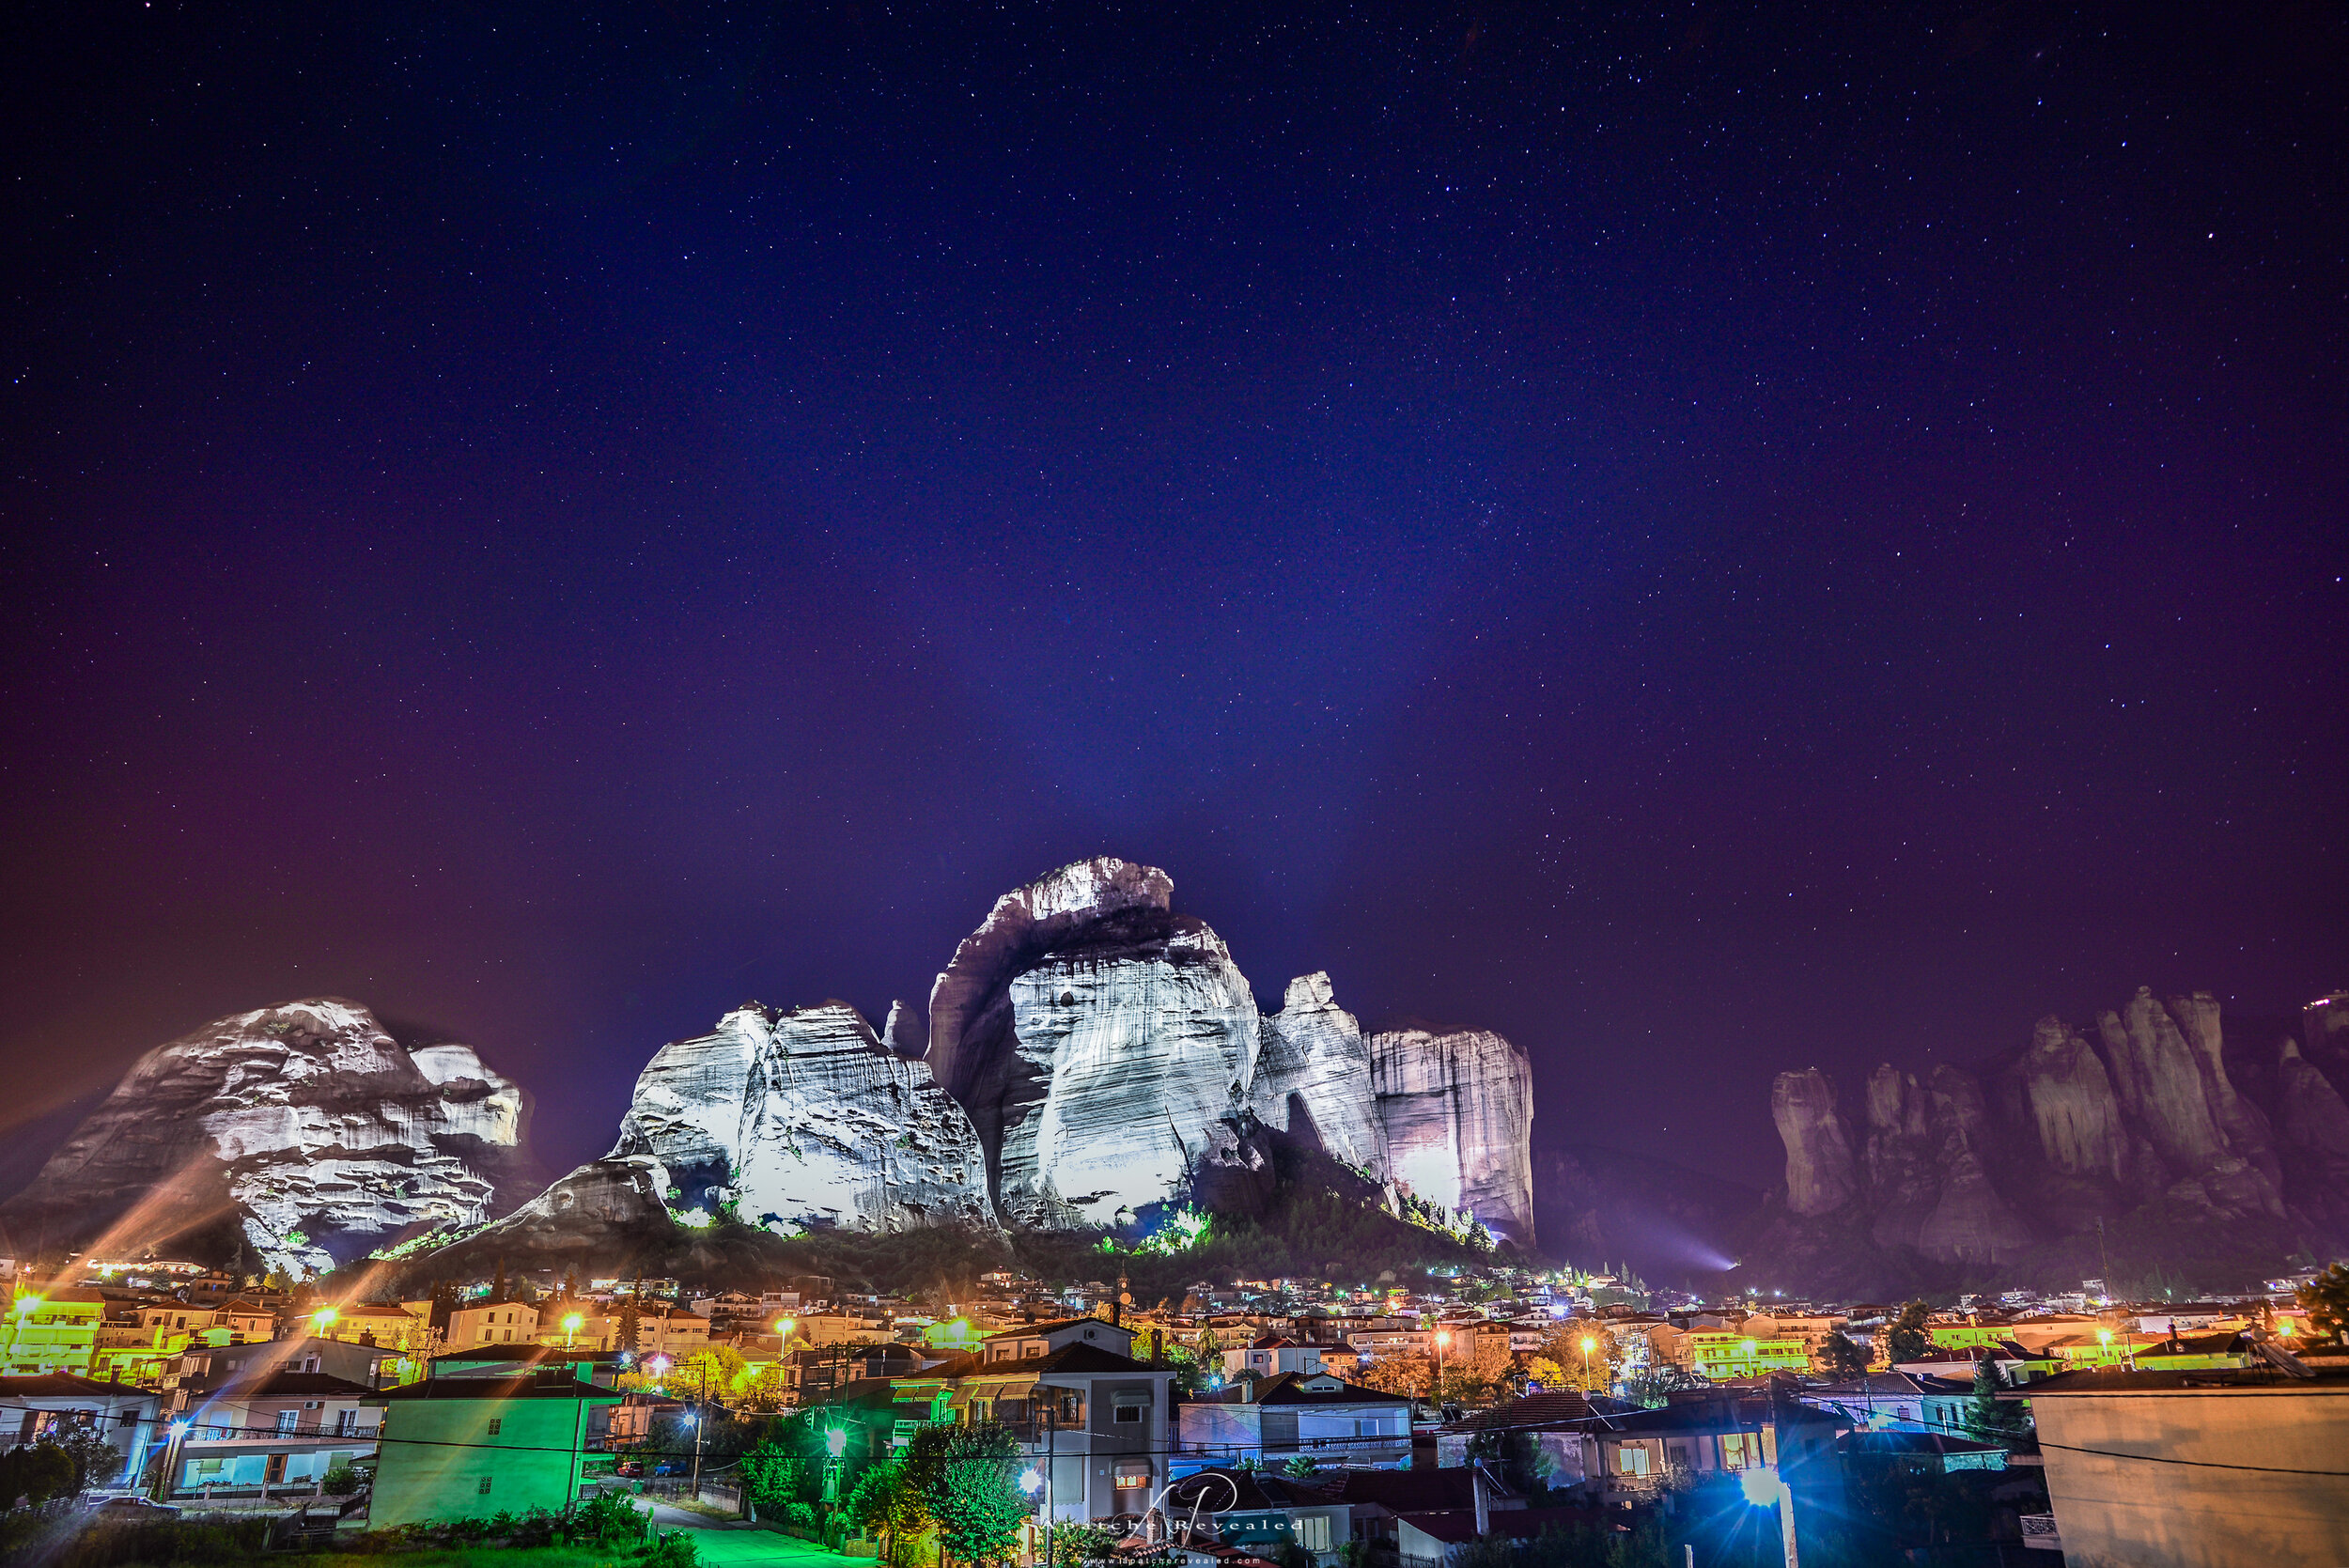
[1043,1405,1056,1568]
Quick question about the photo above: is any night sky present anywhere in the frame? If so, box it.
[3,3,2343,1195]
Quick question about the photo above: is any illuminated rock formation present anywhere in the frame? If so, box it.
[983,907,1261,1228]
[1250,972,1383,1173]
[603,1001,995,1234]
[0,999,536,1280]
[1371,1023,1536,1245]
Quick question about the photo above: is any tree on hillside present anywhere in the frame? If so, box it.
[617,1299,642,1353]
[2296,1263,2349,1346]
[1887,1301,1933,1366]
[1817,1330,1871,1377]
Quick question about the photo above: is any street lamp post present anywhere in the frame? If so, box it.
[151,1420,190,1503]
[1432,1328,1451,1409]
[563,1312,584,1351]
[1740,1467,1797,1568]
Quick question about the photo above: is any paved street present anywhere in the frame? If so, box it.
[640,1498,872,1568]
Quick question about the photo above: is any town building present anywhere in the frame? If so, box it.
[1683,1330,1811,1381]
[364,1372,624,1526]
[1548,1389,1840,1511]
[858,1316,1178,1524]
[168,1371,378,1498]
[1164,1466,1354,1564]
[1177,1372,1413,1475]
[1222,1335,1327,1379]
[2020,1363,2349,1567]
[1430,1389,1638,1475]
[0,1373,162,1483]
[3,1287,104,1375]
[1798,1371,1974,1432]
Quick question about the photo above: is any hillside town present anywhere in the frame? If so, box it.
[6,1249,2345,1564]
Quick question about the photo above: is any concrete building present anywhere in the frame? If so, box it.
[2022,1363,2349,1567]
[169,1372,379,1497]
[0,1373,162,1484]
[2,1287,103,1375]
[877,1318,1179,1524]
[1222,1335,1327,1379]
[1177,1372,1413,1474]
[364,1373,623,1527]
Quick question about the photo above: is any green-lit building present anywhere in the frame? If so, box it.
[1685,1331,1810,1381]
[363,1372,621,1527]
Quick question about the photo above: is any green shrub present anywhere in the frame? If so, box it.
[642,1526,701,1567]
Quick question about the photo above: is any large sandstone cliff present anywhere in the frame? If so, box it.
[926,858,1536,1244]
[0,999,537,1280]
[439,857,1540,1263]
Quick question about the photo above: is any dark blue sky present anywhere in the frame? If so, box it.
[3,2,2343,1188]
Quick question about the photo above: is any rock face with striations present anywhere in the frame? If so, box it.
[426,856,1539,1263]
[1249,972,1384,1174]
[1370,1023,1536,1245]
[1757,986,2346,1290]
[0,999,536,1280]
[991,918,1262,1228]
[1771,1068,1859,1218]
[550,1001,995,1239]
[929,858,1535,1242]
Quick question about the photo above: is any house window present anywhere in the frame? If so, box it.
[1299,1516,1332,1551]
[336,1410,358,1436]
[275,1410,299,1434]
[1113,1402,1145,1424]
[1720,1434,1758,1470]
[479,1476,493,1494]
[1618,1445,1650,1478]
[1024,1343,1042,1358]
[1113,1464,1150,1489]
[1355,1418,1385,1437]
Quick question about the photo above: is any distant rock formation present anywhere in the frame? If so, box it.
[0,999,537,1280]
[1770,1068,1858,1218]
[1753,986,2349,1292]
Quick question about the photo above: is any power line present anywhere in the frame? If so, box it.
[2035,1439,2349,1478]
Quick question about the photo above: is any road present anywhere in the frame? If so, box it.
[640,1498,875,1568]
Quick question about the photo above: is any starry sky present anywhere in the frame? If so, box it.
[2,2,2343,1195]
